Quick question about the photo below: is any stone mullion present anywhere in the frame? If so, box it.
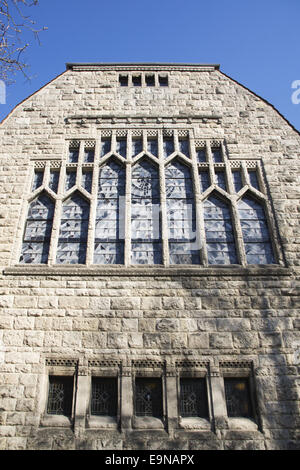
[85,139,100,266]
[158,130,169,266]
[47,163,65,265]
[190,131,206,265]
[76,140,85,187]
[43,162,50,188]
[231,196,247,266]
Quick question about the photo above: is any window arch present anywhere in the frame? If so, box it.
[165,160,199,264]
[131,159,161,264]
[20,193,55,264]
[203,194,237,265]
[94,159,125,264]
[238,195,275,264]
[56,192,90,264]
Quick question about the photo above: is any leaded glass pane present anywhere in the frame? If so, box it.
[47,376,73,416]
[147,138,158,157]
[82,170,93,193]
[238,196,275,264]
[204,195,237,264]
[100,138,111,157]
[232,170,243,192]
[163,137,174,158]
[94,160,125,264]
[131,160,161,264]
[180,378,208,418]
[248,170,260,190]
[32,170,44,191]
[65,170,76,192]
[132,139,143,157]
[196,148,206,163]
[49,170,59,193]
[56,193,90,264]
[215,170,227,191]
[116,138,127,158]
[179,139,190,157]
[224,378,253,418]
[84,148,94,163]
[91,377,118,416]
[199,171,210,193]
[211,147,222,163]
[69,148,79,163]
[20,194,54,264]
[135,378,163,418]
[166,161,199,264]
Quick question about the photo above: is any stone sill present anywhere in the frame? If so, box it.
[132,416,165,430]
[179,417,211,430]
[87,415,118,429]
[3,264,291,278]
[40,414,72,428]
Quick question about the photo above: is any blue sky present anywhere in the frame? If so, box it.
[1,0,300,131]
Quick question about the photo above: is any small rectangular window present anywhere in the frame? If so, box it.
[211,147,222,163]
[224,377,254,418]
[47,375,73,416]
[69,148,79,163]
[180,378,209,418]
[158,75,168,87]
[132,75,142,87]
[119,75,128,86]
[135,377,163,418]
[32,170,44,191]
[196,148,206,163]
[84,148,95,163]
[91,377,118,416]
[145,74,155,86]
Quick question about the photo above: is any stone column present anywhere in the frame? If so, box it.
[121,366,133,431]
[209,367,228,436]
[74,368,90,437]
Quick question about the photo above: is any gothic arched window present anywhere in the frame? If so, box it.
[20,193,54,264]
[165,160,199,264]
[94,159,125,264]
[56,192,90,264]
[131,159,161,264]
[238,195,275,264]
[203,194,237,264]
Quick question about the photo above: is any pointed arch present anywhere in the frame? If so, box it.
[165,159,199,264]
[131,158,161,264]
[94,158,125,264]
[238,194,275,264]
[56,191,90,264]
[20,193,55,264]
[203,193,237,265]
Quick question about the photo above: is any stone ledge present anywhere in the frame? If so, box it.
[3,265,292,278]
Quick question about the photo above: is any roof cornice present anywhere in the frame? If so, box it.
[65,62,220,72]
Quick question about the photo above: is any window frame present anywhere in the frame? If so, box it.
[14,131,284,269]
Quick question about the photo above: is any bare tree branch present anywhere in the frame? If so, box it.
[0,0,47,82]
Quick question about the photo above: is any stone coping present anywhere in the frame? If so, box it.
[66,63,220,72]
[3,265,292,277]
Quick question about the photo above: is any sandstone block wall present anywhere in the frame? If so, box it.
[0,64,299,450]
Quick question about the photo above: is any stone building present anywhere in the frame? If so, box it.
[0,63,299,451]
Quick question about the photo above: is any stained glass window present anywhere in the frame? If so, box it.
[166,160,199,264]
[248,170,260,190]
[135,378,163,418]
[163,137,174,158]
[47,376,73,416]
[132,138,143,157]
[32,170,44,191]
[199,170,210,193]
[100,138,111,157]
[196,148,206,163]
[211,147,222,163]
[116,138,127,158]
[238,196,275,264]
[215,170,227,191]
[131,160,161,264]
[49,170,59,193]
[56,192,90,264]
[147,138,158,157]
[20,193,54,264]
[178,139,190,157]
[204,195,237,264]
[65,170,76,192]
[91,377,118,416]
[69,148,79,163]
[82,170,93,193]
[179,378,209,418]
[224,378,254,418]
[84,148,94,163]
[232,170,243,192]
[94,160,125,264]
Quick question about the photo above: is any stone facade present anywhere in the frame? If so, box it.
[0,63,299,450]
